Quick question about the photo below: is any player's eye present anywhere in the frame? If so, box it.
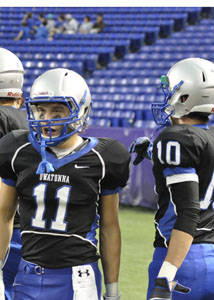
[52,114,62,120]
[37,106,45,113]
[39,113,45,120]
[53,109,63,113]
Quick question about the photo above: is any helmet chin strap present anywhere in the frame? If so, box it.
[36,139,55,174]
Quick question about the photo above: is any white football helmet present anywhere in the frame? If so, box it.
[152,57,214,125]
[25,68,91,146]
[0,47,24,98]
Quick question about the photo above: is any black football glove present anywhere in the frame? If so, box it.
[149,277,191,300]
[129,137,152,165]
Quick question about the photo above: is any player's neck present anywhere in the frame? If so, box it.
[55,133,82,149]
[171,117,207,125]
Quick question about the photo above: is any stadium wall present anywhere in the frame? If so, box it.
[85,126,158,209]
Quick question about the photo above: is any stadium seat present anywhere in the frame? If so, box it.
[173,13,188,31]
[89,118,111,127]
[187,7,202,25]
[1,6,212,127]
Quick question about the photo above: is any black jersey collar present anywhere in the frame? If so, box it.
[28,133,99,170]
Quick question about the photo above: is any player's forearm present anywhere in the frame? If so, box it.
[0,183,18,261]
[100,225,121,283]
[164,229,193,268]
[157,229,193,291]
[0,217,13,261]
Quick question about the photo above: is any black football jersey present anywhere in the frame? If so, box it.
[0,106,28,137]
[0,106,28,227]
[0,130,130,268]
[152,124,214,247]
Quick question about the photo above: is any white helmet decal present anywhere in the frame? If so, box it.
[0,47,24,98]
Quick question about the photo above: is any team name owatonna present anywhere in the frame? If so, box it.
[39,173,70,183]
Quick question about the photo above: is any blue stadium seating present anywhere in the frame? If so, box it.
[0,6,213,127]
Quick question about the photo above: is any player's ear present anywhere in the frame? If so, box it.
[16,97,24,108]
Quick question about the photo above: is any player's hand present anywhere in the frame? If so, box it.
[149,277,191,300]
[0,269,5,300]
[129,137,152,165]
[103,293,121,300]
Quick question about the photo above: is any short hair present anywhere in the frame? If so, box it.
[0,98,21,106]
[186,112,210,123]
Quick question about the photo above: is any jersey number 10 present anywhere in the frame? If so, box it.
[157,140,214,210]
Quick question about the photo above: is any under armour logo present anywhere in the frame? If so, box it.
[78,269,90,277]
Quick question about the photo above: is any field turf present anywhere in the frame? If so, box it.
[100,205,156,300]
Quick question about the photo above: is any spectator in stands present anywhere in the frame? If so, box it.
[34,20,49,40]
[90,13,105,33]
[14,21,34,41]
[21,11,32,22]
[38,13,46,25]
[79,16,93,34]
[55,13,66,33]
[63,14,79,34]
[32,12,47,33]
[21,12,34,31]
[46,13,56,34]
[49,14,66,39]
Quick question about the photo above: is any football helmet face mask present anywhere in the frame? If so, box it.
[152,58,214,125]
[0,47,24,98]
[25,68,91,146]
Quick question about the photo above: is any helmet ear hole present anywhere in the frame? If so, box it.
[202,72,206,82]
[180,94,189,103]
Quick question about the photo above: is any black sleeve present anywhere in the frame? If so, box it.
[0,132,18,180]
[170,181,200,236]
[0,111,9,138]
[101,139,130,191]
[3,108,28,132]
[0,108,28,138]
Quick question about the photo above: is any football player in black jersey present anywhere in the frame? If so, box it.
[0,68,130,300]
[0,48,28,300]
[130,58,214,300]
